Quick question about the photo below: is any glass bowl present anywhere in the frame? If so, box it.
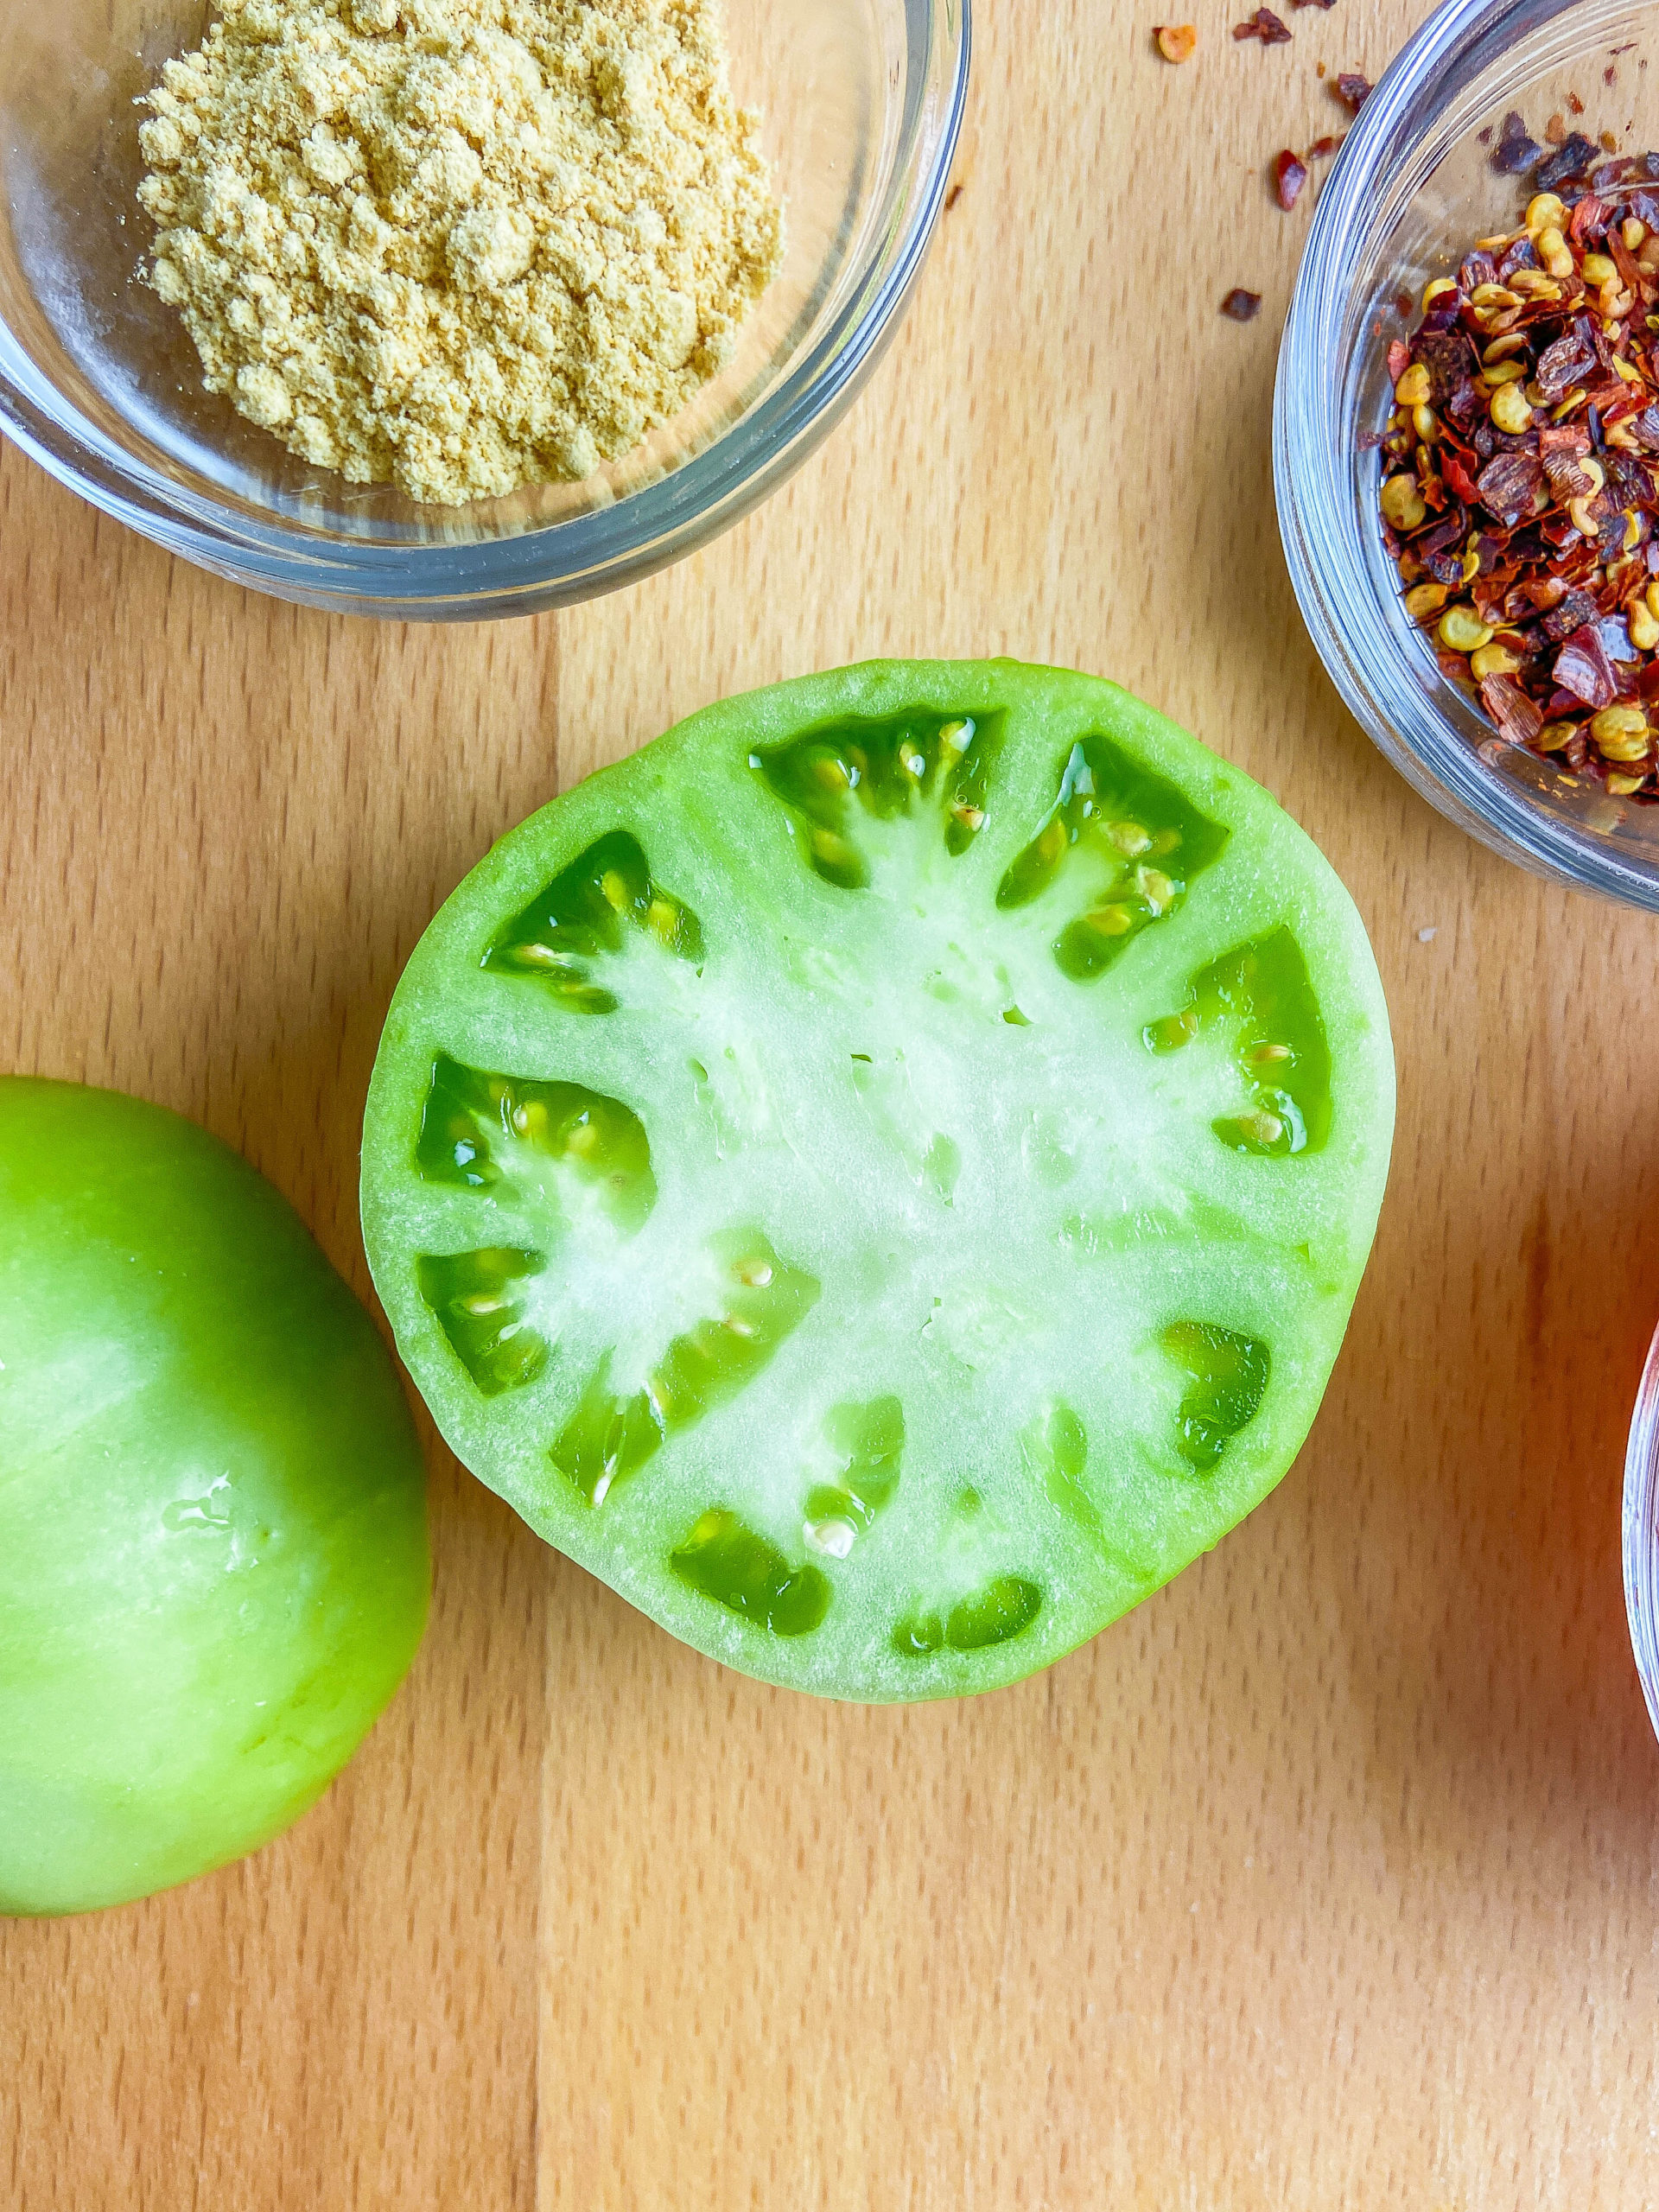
[0,0,968,621]
[1624,1319,1659,1743]
[1275,0,1659,910]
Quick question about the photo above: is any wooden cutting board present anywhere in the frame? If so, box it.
[6,1,1659,2203]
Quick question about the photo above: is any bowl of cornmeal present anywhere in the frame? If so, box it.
[0,0,968,618]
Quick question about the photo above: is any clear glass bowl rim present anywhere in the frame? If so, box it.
[1274,0,1659,912]
[1624,1320,1659,1744]
[0,0,970,620]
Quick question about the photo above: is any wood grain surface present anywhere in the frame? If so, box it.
[7,1,1659,2204]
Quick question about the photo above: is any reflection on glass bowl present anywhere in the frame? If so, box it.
[1624,1320,1659,1748]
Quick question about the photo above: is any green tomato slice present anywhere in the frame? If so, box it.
[362,661,1393,1700]
[0,1080,429,1914]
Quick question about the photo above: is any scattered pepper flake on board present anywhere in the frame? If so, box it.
[1335,73,1373,112]
[1307,133,1345,161]
[1569,91,1586,114]
[1546,111,1568,145]
[1221,288,1263,321]
[1234,9,1292,42]
[1273,149,1309,209]
[1154,23,1198,62]
[1373,164,1659,798]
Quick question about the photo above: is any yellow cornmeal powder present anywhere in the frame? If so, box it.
[136,0,783,504]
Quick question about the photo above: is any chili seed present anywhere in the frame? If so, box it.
[1381,474,1427,531]
[1438,606,1493,652]
[1589,704,1650,760]
[1154,22,1198,61]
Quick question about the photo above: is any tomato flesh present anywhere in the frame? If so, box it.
[362,661,1393,1700]
[0,1080,429,1914]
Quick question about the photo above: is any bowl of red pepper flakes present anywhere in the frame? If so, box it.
[1275,0,1659,909]
[1380,181,1659,799]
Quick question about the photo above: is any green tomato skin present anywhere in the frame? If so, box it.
[0,1080,429,1916]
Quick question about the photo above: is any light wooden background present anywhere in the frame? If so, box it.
[7,1,1659,2204]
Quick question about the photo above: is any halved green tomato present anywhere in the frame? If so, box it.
[362,661,1393,1700]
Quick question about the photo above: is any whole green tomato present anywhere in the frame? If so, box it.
[0,1079,429,1916]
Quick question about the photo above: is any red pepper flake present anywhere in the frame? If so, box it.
[1335,73,1372,112]
[1554,625,1618,709]
[1545,112,1567,145]
[1373,193,1659,798]
[1491,110,1544,173]
[1272,149,1308,209]
[1605,63,1618,86]
[1154,22,1198,61]
[1220,288,1262,321]
[1569,91,1585,113]
[1567,192,1609,245]
[1532,132,1597,189]
[1481,674,1544,747]
[1234,8,1291,41]
[1287,0,1335,9]
[1306,132,1345,160]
